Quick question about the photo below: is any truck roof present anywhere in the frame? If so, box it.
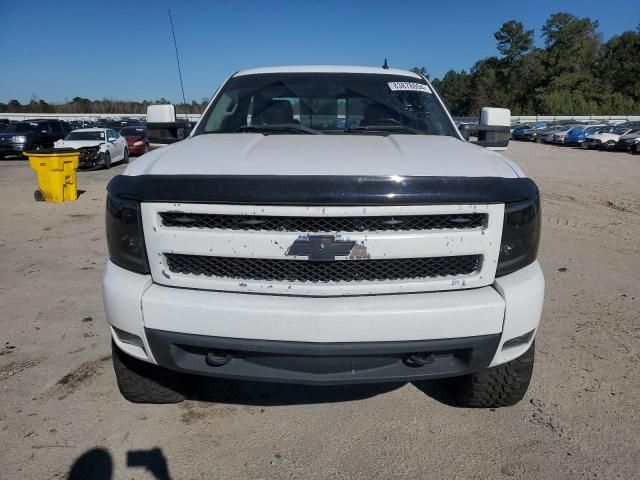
[234,65,422,78]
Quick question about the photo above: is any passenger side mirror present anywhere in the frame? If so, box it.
[458,107,511,151]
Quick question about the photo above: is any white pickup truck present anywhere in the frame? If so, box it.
[103,65,544,407]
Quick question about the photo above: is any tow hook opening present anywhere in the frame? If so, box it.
[404,352,436,367]
[205,350,233,367]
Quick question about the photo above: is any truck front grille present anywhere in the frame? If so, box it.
[165,253,482,283]
[159,212,486,232]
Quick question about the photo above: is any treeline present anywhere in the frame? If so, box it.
[417,13,640,116]
[0,97,209,115]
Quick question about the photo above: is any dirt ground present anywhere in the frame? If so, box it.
[1,141,639,479]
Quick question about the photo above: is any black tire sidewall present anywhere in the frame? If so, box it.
[111,342,184,403]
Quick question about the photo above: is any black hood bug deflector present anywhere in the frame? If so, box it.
[107,175,538,206]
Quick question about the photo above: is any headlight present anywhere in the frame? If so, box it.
[105,194,149,274]
[496,195,541,277]
[134,140,144,146]
[11,135,26,143]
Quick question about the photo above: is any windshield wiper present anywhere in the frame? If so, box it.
[345,125,423,135]
[237,124,322,135]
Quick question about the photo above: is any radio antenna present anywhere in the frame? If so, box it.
[168,9,187,117]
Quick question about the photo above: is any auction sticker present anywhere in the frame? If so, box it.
[388,82,432,93]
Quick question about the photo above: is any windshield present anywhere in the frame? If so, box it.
[195,73,456,136]
[4,122,37,133]
[65,131,105,141]
[120,127,145,136]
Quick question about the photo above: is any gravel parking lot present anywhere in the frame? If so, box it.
[1,141,639,479]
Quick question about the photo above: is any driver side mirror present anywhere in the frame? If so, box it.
[458,107,511,151]
[108,137,116,142]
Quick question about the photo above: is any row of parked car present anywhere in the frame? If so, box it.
[0,118,150,168]
[511,120,640,153]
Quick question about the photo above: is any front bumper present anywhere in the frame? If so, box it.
[0,143,26,156]
[145,329,501,385]
[614,141,636,152]
[103,260,544,384]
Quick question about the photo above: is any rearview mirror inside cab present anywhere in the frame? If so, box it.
[458,107,511,151]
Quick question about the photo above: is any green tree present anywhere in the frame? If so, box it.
[7,99,22,113]
[432,70,471,116]
[494,20,534,62]
[541,13,600,76]
[600,30,640,102]
[410,66,430,80]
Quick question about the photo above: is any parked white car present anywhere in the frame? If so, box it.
[584,127,634,150]
[54,128,129,168]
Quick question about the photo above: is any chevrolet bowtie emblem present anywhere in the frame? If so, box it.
[285,235,357,261]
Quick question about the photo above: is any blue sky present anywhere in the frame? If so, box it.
[0,0,637,104]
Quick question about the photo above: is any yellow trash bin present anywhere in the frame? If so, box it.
[25,150,80,203]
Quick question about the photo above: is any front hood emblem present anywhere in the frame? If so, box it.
[286,235,356,261]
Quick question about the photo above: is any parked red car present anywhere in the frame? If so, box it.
[119,126,149,156]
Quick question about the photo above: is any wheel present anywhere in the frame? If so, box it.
[123,148,129,164]
[111,342,184,404]
[449,341,535,408]
[143,145,149,154]
[102,151,111,169]
[34,190,45,202]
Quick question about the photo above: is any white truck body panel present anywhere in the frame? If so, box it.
[234,65,423,77]
[103,260,543,366]
[124,134,520,178]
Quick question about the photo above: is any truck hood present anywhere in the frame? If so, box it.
[124,134,520,178]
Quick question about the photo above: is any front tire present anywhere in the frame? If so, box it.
[111,342,184,404]
[123,147,129,164]
[450,341,535,408]
[102,151,111,169]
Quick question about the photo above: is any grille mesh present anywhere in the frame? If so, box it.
[159,212,485,232]
[165,254,481,283]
